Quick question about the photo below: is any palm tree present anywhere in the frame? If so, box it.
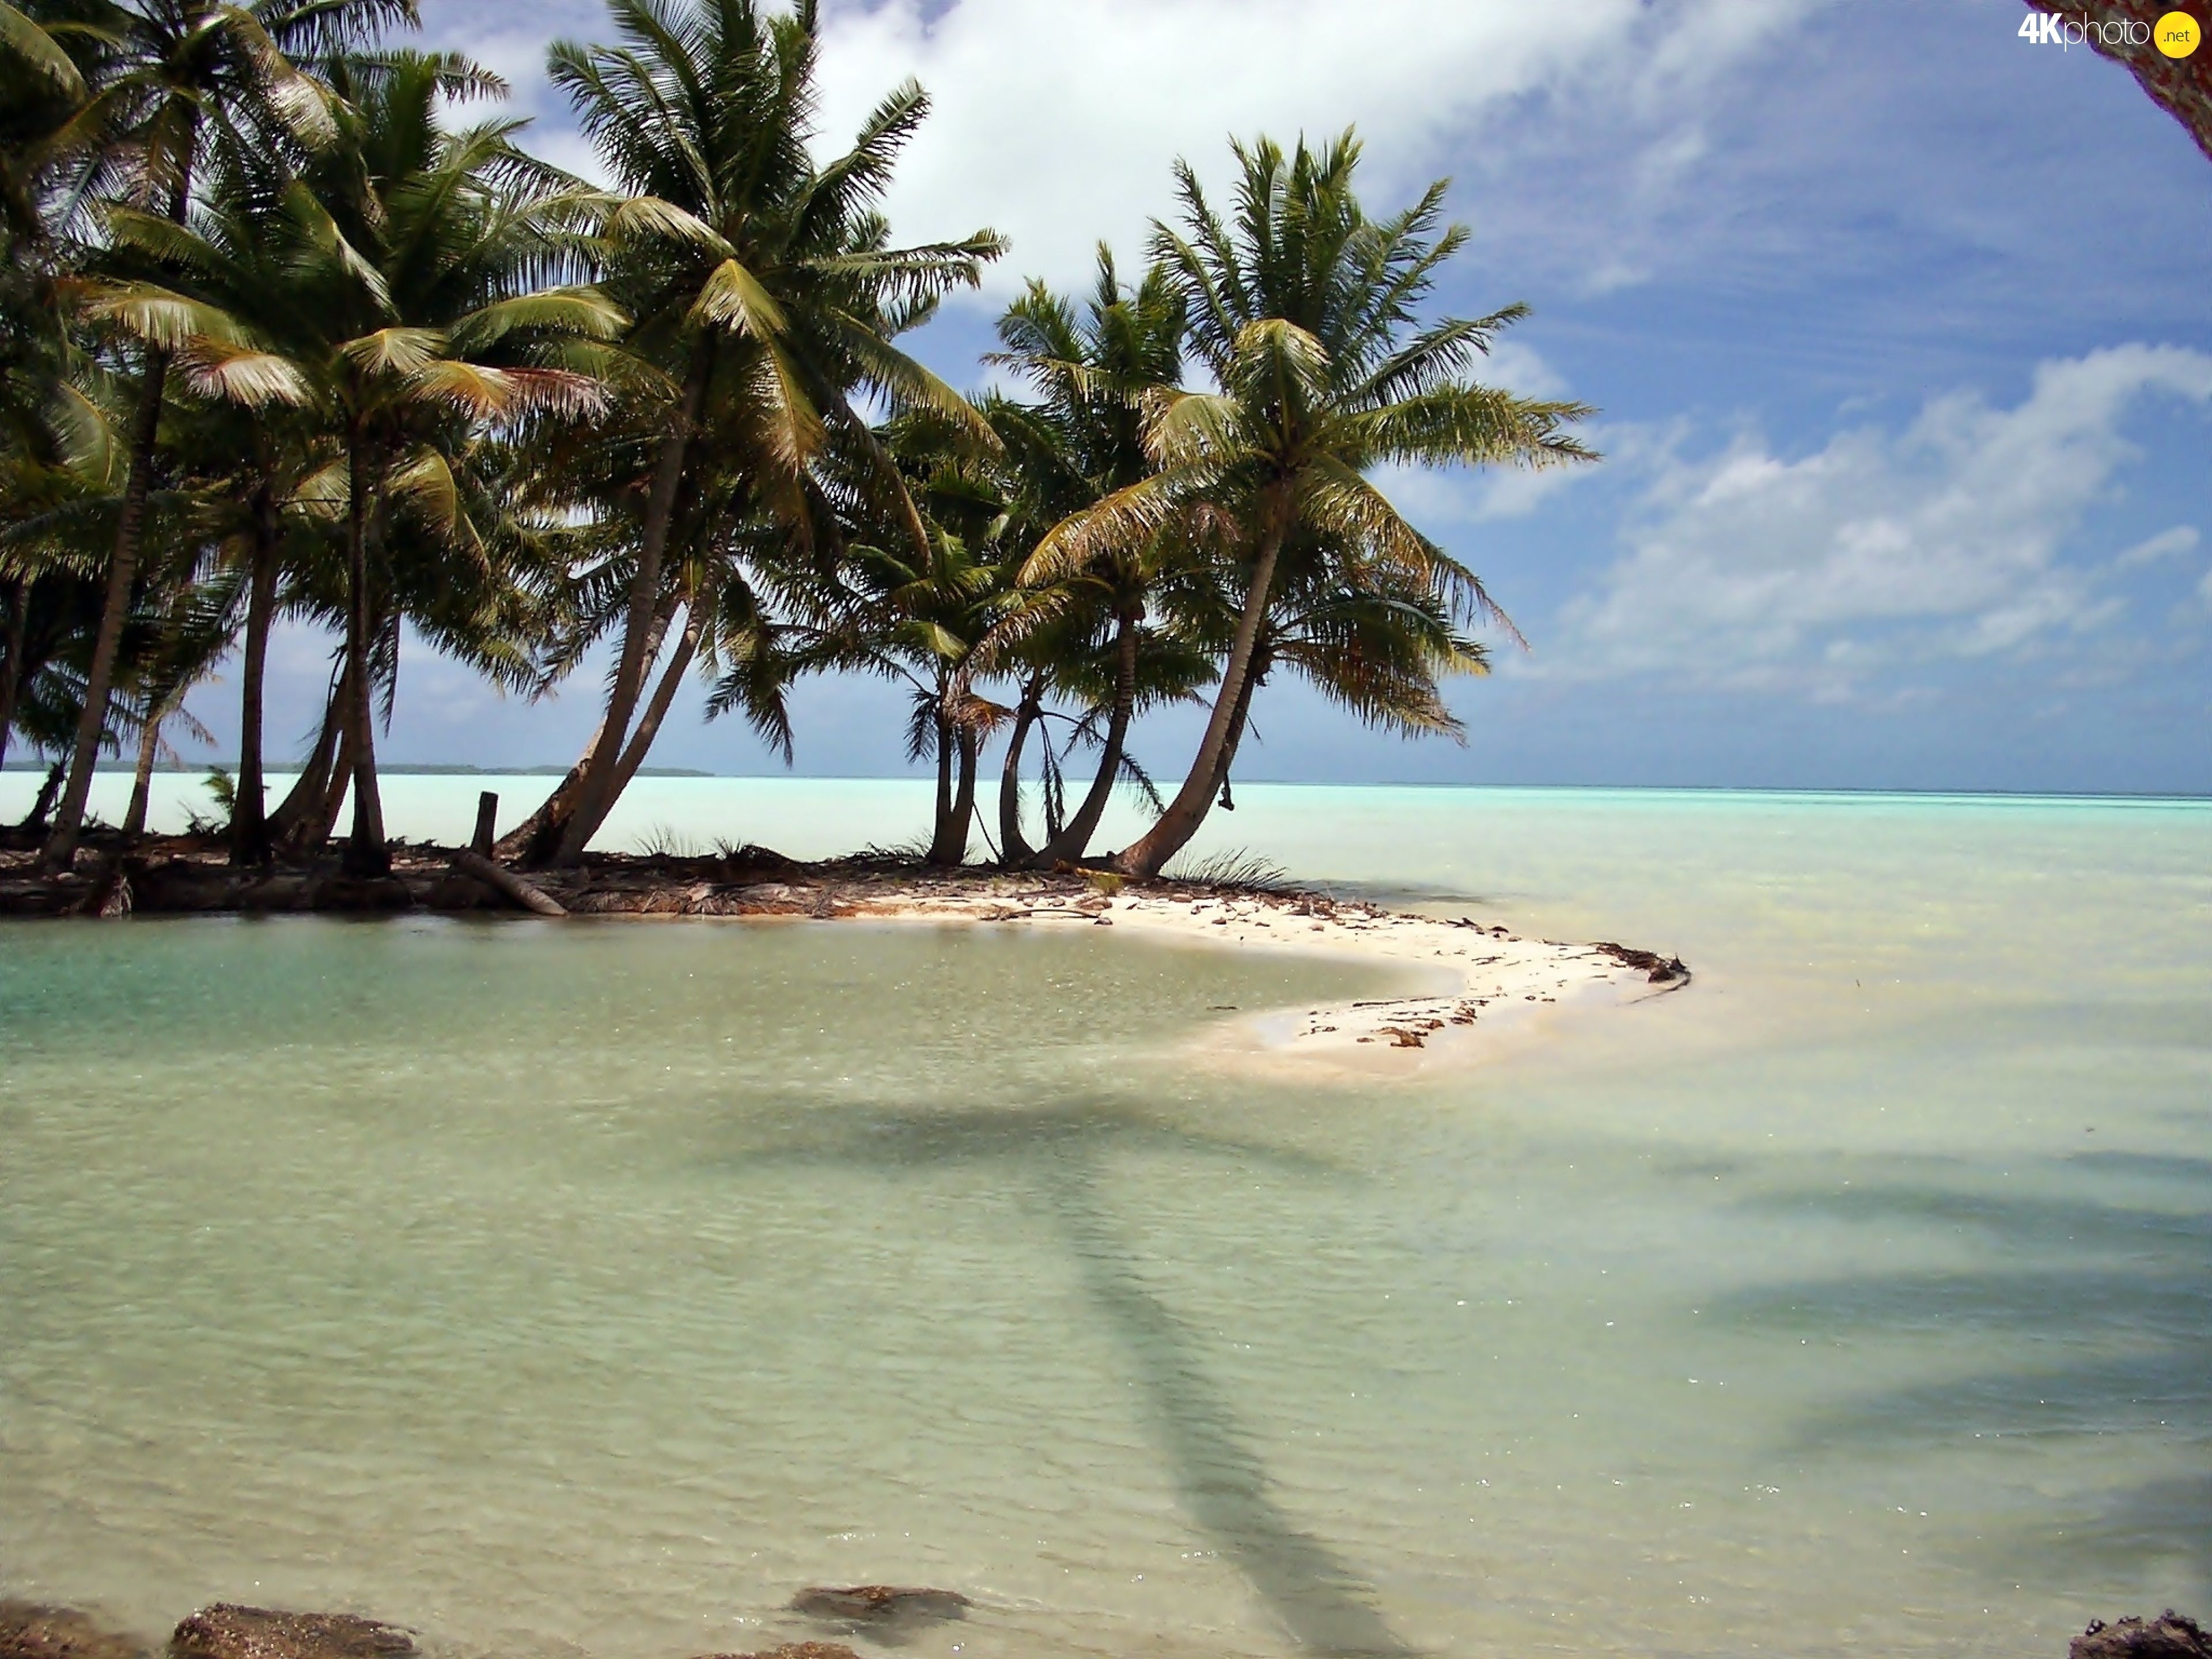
[40,0,421,870]
[1032,132,1596,878]
[119,134,338,861]
[107,52,620,874]
[539,0,1002,866]
[2,1,104,781]
[834,491,1011,866]
[301,52,617,874]
[985,248,1213,868]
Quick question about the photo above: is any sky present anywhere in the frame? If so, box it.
[195,0,2212,793]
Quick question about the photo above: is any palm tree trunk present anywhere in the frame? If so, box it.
[18,757,65,830]
[927,706,957,865]
[997,673,1044,867]
[230,501,280,865]
[340,437,388,877]
[1208,654,1261,800]
[554,357,711,867]
[42,351,167,869]
[505,590,685,865]
[305,719,357,853]
[1111,502,1287,878]
[1036,609,1138,868]
[946,725,979,866]
[123,710,162,837]
[271,665,344,850]
[606,601,701,804]
[0,575,27,777]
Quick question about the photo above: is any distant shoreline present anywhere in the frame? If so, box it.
[6,764,2203,804]
[0,831,1688,1073]
[0,762,716,778]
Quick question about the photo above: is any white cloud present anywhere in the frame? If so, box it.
[1549,344,2212,696]
[809,0,1824,295]
[2115,525,2200,567]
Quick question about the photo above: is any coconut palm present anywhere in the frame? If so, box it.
[113,132,338,860]
[840,503,1011,866]
[982,248,1218,868]
[104,51,620,873]
[539,0,1002,865]
[40,0,421,869]
[1032,133,1596,877]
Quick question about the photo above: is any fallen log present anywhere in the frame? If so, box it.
[449,849,566,917]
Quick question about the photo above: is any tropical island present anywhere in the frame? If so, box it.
[0,0,1589,897]
[4,7,2205,1659]
[0,0,1685,1068]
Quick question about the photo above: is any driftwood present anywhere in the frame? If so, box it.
[449,849,566,917]
[1593,940,1690,984]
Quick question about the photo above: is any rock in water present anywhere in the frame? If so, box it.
[1,1602,149,1659]
[2073,1614,2212,1659]
[789,1586,970,1625]
[696,1646,861,1659]
[169,1608,414,1659]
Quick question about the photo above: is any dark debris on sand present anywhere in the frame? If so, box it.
[0,1602,149,1659]
[169,1607,413,1659]
[2074,1614,2212,1659]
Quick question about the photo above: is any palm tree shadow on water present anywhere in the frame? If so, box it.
[741,1096,1418,1657]
[1715,1149,2212,1603]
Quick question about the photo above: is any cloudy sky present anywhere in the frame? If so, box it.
[228,0,2212,792]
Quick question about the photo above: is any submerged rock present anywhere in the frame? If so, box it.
[789,1586,969,1626]
[2073,1614,2212,1659]
[169,1607,414,1659]
[697,1646,861,1659]
[0,1601,149,1659]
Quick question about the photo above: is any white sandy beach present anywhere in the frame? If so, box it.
[829,880,1688,1073]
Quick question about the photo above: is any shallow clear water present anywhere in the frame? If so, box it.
[2,781,2207,1659]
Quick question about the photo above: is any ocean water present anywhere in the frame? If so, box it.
[1,778,2207,1659]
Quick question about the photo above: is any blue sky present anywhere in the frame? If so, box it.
[218,0,2212,792]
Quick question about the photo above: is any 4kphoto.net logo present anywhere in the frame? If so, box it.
[2018,7,2202,55]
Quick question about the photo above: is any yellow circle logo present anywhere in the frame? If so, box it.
[2156,10,2202,56]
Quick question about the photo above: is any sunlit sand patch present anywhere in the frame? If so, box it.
[831,880,1688,1076]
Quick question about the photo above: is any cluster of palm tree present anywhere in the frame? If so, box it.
[0,0,1593,882]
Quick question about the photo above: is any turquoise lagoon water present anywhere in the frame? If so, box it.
[1,778,2207,1659]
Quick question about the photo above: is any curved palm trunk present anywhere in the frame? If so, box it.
[123,710,162,837]
[340,440,388,878]
[1207,656,1260,801]
[926,707,957,865]
[606,601,702,805]
[1110,505,1287,878]
[0,575,28,777]
[305,720,357,853]
[271,666,345,851]
[944,726,979,866]
[554,358,711,867]
[230,503,281,865]
[996,674,1044,868]
[506,590,684,865]
[18,758,65,830]
[1036,610,1138,868]
[43,352,168,870]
